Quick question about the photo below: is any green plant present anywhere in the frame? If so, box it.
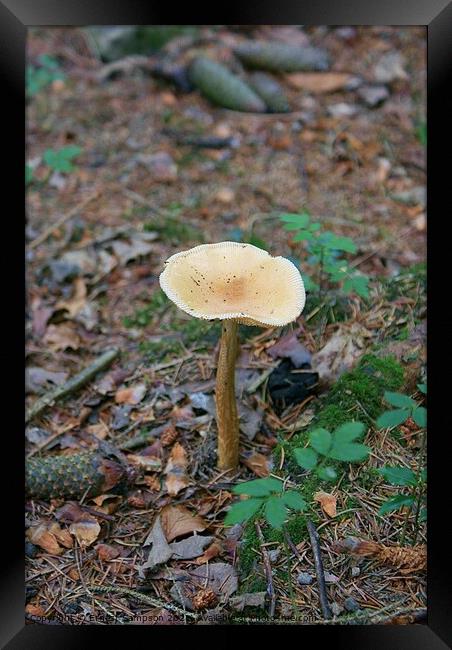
[416,121,427,147]
[376,383,427,542]
[224,477,307,530]
[228,227,268,251]
[376,390,426,429]
[225,421,369,531]
[279,211,369,299]
[26,54,66,98]
[377,465,426,517]
[26,164,34,186]
[42,145,82,173]
[293,421,370,482]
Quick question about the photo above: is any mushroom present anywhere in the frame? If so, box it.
[159,242,305,471]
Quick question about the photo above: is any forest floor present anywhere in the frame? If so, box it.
[26,26,426,625]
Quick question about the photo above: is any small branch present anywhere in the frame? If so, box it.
[89,584,198,619]
[306,519,332,620]
[284,530,303,560]
[26,348,119,423]
[313,605,426,626]
[255,520,276,618]
[28,191,98,250]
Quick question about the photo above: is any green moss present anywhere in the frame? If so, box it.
[144,212,204,244]
[139,338,184,361]
[123,290,169,328]
[173,318,221,347]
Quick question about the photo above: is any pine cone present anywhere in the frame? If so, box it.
[249,72,290,113]
[189,57,266,113]
[234,41,329,73]
[26,451,126,500]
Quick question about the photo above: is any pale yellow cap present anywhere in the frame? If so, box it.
[159,241,305,327]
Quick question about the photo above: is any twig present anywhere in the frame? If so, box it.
[284,530,303,560]
[306,519,332,620]
[255,520,276,618]
[26,348,119,423]
[313,605,427,626]
[88,584,198,619]
[161,129,236,149]
[28,191,98,250]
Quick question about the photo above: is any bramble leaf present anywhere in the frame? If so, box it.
[378,494,415,515]
[309,428,332,456]
[316,466,337,482]
[281,491,307,511]
[334,422,365,443]
[224,498,263,525]
[376,409,410,428]
[377,466,417,487]
[294,447,318,470]
[412,406,427,428]
[383,392,417,408]
[232,477,283,497]
[264,496,287,530]
[329,442,369,462]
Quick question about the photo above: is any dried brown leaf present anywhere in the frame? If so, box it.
[286,72,354,93]
[314,490,337,517]
[160,505,207,542]
[241,451,271,477]
[69,516,101,547]
[164,442,189,496]
[115,383,147,405]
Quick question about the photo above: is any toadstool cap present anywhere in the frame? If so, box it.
[159,241,305,327]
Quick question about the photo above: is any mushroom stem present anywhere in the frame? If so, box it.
[216,319,239,470]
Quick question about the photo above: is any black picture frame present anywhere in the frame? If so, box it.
[4,1,451,647]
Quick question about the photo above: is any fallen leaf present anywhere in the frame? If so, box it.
[241,451,271,477]
[126,454,162,472]
[314,491,337,517]
[169,534,215,560]
[136,151,178,182]
[286,72,355,93]
[267,329,311,368]
[230,592,266,611]
[43,323,81,351]
[54,502,86,523]
[142,516,174,569]
[215,187,235,204]
[31,303,53,337]
[190,563,238,598]
[164,442,189,496]
[56,277,88,318]
[58,249,97,276]
[115,383,147,405]
[127,488,153,508]
[160,505,207,542]
[195,542,222,565]
[26,367,68,394]
[26,603,47,617]
[69,516,101,547]
[373,51,408,83]
[357,84,389,108]
[311,323,373,386]
[26,520,73,555]
[96,543,120,561]
[111,238,154,266]
[238,403,263,441]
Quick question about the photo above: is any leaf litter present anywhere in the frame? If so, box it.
[26,25,426,625]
